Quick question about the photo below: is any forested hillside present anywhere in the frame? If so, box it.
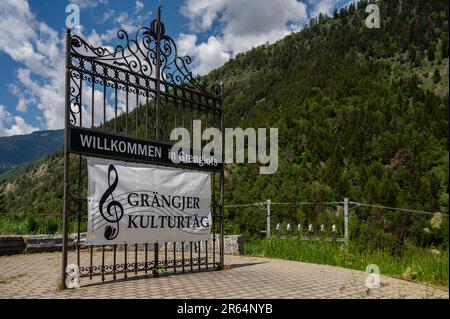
[206,0,449,245]
[0,0,448,248]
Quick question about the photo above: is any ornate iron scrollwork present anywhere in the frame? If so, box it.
[70,17,216,96]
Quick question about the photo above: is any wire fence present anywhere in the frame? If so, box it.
[1,198,445,218]
[223,199,448,246]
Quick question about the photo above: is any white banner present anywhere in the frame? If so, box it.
[87,158,212,245]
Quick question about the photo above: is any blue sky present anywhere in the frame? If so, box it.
[0,0,352,136]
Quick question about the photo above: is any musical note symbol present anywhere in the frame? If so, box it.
[98,164,124,240]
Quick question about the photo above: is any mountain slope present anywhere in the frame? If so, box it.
[0,0,448,246]
[0,129,64,173]
[204,0,448,241]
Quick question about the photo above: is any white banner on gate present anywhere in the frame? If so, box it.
[87,158,212,245]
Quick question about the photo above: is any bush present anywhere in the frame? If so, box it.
[25,215,39,233]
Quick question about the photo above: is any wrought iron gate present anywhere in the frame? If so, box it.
[62,8,224,287]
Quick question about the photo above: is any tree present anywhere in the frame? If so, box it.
[427,48,435,62]
[441,36,449,58]
[433,68,441,84]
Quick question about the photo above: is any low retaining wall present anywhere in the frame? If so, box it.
[0,236,25,255]
[0,234,244,256]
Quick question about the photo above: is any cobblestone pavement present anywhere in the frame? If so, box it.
[0,251,448,299]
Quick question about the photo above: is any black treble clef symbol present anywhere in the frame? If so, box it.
[98,164,124,240]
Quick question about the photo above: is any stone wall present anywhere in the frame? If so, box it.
[0,234,244,256]
[0,236,24,255]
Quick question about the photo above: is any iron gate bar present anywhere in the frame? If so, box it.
[89,246,93,279]
[173,242,176,273]
[190,242,193,271]
[219,84,225,269]
[182,242,185,273]
[198,241,201,271]
[114,245,117,279]
[134,244,138,274]
[102,245,105,281]
[164,242,168,267]
[91,74,94,128]
[124,244,128,279]
[62,28,71,287]
[205,240,208,270]
[144,243,148,274]
[153,243,158,277]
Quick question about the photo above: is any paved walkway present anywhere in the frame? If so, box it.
[0,251,447,299]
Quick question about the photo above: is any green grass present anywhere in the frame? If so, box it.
[0,215,85,235]
[245,237,449,289]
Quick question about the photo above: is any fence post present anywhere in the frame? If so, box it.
[344,198,349,243]
[266,199,271,238]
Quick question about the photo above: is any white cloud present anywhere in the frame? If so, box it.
[0,0,132,132]
[4,116,38,136]
[180,0,308,74]
[8,84,34,112]
[90,8,152,46]
[100,8,116,23]
[0,105,37,136]
[0,0,53,132]
[178,34,230,75]
[69,0,108,9]
[179,0,354,75]
[15,99,28,113]
[135,0,144,13]
[84,28,117,47]
[308,0,341,17]
[181,0,226,31]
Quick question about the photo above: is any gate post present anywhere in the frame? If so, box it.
[219,84,225,269]
[152,5,162,275]
[266,199,271,238]
[61,28,72,289]
[155,6,161,141]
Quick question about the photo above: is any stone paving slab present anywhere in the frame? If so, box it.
[0,251,448,299]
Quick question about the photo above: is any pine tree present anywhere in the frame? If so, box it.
[427,48,436,62]
[433,68,441,84]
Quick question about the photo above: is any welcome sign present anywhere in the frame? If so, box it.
[70,127,222,172]
[87,158,212,245]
